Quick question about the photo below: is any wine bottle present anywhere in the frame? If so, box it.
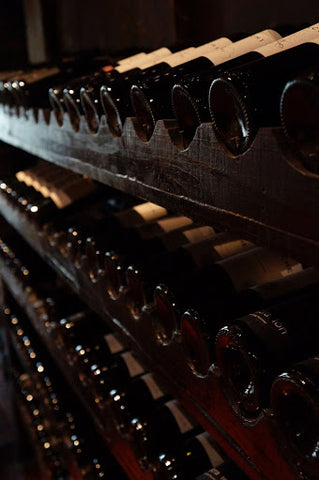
[60,48,171,132]
[98,38,233,138]
[54,309,102,347]
[104,225,217,298]
[47,49,137,125]
[44,188,138,251]
[125,232,253,311]
[63,200,169,271]
[85,214,194,280]
[208,24,319,156]
[0,70,26,108]
[109,372,170,436]
[125,241,298,344]
[72,323,126,369]
[154,432,226,480]
[195,462,249,479]
[7,53,118,114]
[79,48,173,134]
[280,70,319,173]
[130,399,200,469]
[18,175,98,225]
[270,357,319,477]
[215,286,319,420]
[78,349,145,406]
[132,29,283,143]
[181,267,319,377]
[170,25,312,148]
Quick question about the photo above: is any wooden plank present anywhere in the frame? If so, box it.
[0,108,318,269]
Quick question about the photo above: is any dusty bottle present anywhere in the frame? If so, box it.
[270,356,319,478]
[208,24,319,156]
[215,285,319,420]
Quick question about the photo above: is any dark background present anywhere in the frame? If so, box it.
[1,0,319,67]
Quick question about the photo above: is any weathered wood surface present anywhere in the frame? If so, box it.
[0,107,318,268]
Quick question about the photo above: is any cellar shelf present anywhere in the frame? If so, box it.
[1,262,154,480]
[0,199,301,480]
[0,107,318,268]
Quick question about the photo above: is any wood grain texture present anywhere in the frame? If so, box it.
[0,107,318,269]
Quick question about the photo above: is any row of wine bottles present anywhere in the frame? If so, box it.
[0,218,317,479]
[3,277,248,480]
[5,300,127,479]
[0,23,319,161]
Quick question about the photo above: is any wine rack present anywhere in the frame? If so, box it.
[0,186,305,480]
[0,106,317,271]
[0,99,317,479]
[1,241,153,480]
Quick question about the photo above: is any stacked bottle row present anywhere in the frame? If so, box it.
[0,24,319,164]
[0,240,248,480]
[0,166,318,479]
[4,297,128,480]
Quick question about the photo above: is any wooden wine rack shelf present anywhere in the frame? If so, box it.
[0,195,301,480]
[0,107,318,269]
[2,261,154,480]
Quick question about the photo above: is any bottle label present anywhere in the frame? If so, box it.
[117,52,147,66]
[165,400,195,434]
[250,268,319,301]
[186,235,252,269]
[132,202,168,222]
[157,216,193,233]
[239,310,292,356]
[141,373,165,400]
[49,179,95,209]
[115,47,171,73]
[183,226,216,244]
[213,239,254,259]
[254,23,319,57]
[163,36,232,67]
[196,37,233,53]
[18,67,60,84]
[104,333,125,354]
[203,29,281,63]
[220,248,303,293]
[121,352,145,378]
[196,433,224,468]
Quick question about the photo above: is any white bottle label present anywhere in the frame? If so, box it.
[164,36,232,67]
[157,216,193,233]
[254,23,319,56]
[213,239,254,259]
[204,29,282,64]
[196,37,233,53]
[183,226,216,244]
[141,373,165,400]
[133,37,233,71]
[133,202,168,222]
[196,433,224,468]
[104,333,125,354]
[220,248,303,293]
[165,400,195,434]
[117,52,147,66]
[115,47,171,73]
[121,352,145,378]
